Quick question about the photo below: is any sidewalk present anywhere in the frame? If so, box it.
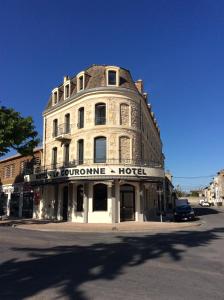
[0,217,202,232]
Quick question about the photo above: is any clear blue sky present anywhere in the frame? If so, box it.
[0,0,223,190]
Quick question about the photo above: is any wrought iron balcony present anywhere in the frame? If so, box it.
[52,123,71,141]
[25,159,164,175]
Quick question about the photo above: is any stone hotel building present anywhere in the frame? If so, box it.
[26,65,165,223]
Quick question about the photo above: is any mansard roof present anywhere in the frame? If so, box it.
[45,65,139,110]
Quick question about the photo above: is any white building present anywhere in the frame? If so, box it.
[26,65,165,223]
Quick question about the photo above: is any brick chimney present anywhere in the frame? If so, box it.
[135,79,144,94]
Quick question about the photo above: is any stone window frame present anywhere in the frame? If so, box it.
[77,139,84,165]
[95,102,106,125]
[118,134,133,164]
[93,135,107,164]
[52,119,58,137]
[51,147,58,168]
[105,66,120,87]
[64,113,70,134]
[119,102,131,126]
[77,106,84,129]
[77,71,85,92]
[52,88,59,106]
[63,143,70,166]
[64,80,71,100]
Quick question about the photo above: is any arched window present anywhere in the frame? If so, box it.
[119,136,131,163]
[77,139,84,165]
[93,184,107,211]
[77,72,85,92]
[95,103,106,125]
[76,185,84,212]
[94,137,106,163]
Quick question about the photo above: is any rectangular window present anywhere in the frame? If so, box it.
[52,148,57,168]
[94,137,106,163]
[78,140,84,164]
[65,84,70,98]
[79,76,84,90]
[3,164,15,178]
[53,91,58,104]
[78,107,84,128]
[64,144,69,166]
[65,114,70,133]
[53,119,58,137]
[108,70,117,85]
[95,104,106,125]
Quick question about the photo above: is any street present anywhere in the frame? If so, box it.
[0,206,224,300]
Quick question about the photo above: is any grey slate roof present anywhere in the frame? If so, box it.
[45,65,139,110]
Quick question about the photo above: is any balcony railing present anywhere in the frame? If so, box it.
[25,159,164,175]
[52,123,71,138]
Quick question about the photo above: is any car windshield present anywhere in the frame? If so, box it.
[176,205,192,212]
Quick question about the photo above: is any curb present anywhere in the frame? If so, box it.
[14,221,203,233]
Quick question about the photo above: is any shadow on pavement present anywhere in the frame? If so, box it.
[194,207,220,216]
[0,227,224,299]
[0,218,63,227]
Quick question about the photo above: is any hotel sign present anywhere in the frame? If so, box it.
[25,166,164,182]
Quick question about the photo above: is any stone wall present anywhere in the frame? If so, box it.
[43,90,163,167]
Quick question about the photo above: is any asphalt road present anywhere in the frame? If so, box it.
[0,206,224,300]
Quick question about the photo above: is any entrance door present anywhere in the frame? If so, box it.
[10,193,20,217]
[22,193,34,218]
[62,186,68,221]
[120,184,135,221]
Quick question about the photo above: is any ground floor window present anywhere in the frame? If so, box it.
[76,185,84,212]
[93,183,107,211]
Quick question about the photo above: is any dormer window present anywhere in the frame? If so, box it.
[77,71,85,92]
[63,77,71,100]
[108,71,116,85]
[53,92,57,103]
[52,89,59,106]
[65,84,70,98]
[79,76,84,90]
[106,67,119,86]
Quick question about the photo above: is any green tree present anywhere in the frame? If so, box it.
[0,106,40,157]
[174,185,187,198]
[190,190,199,197]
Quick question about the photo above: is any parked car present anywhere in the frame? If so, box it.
[199,199,211,207]
[199,199,205,206]
[174,205,195,222]
[201,201,211,207]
